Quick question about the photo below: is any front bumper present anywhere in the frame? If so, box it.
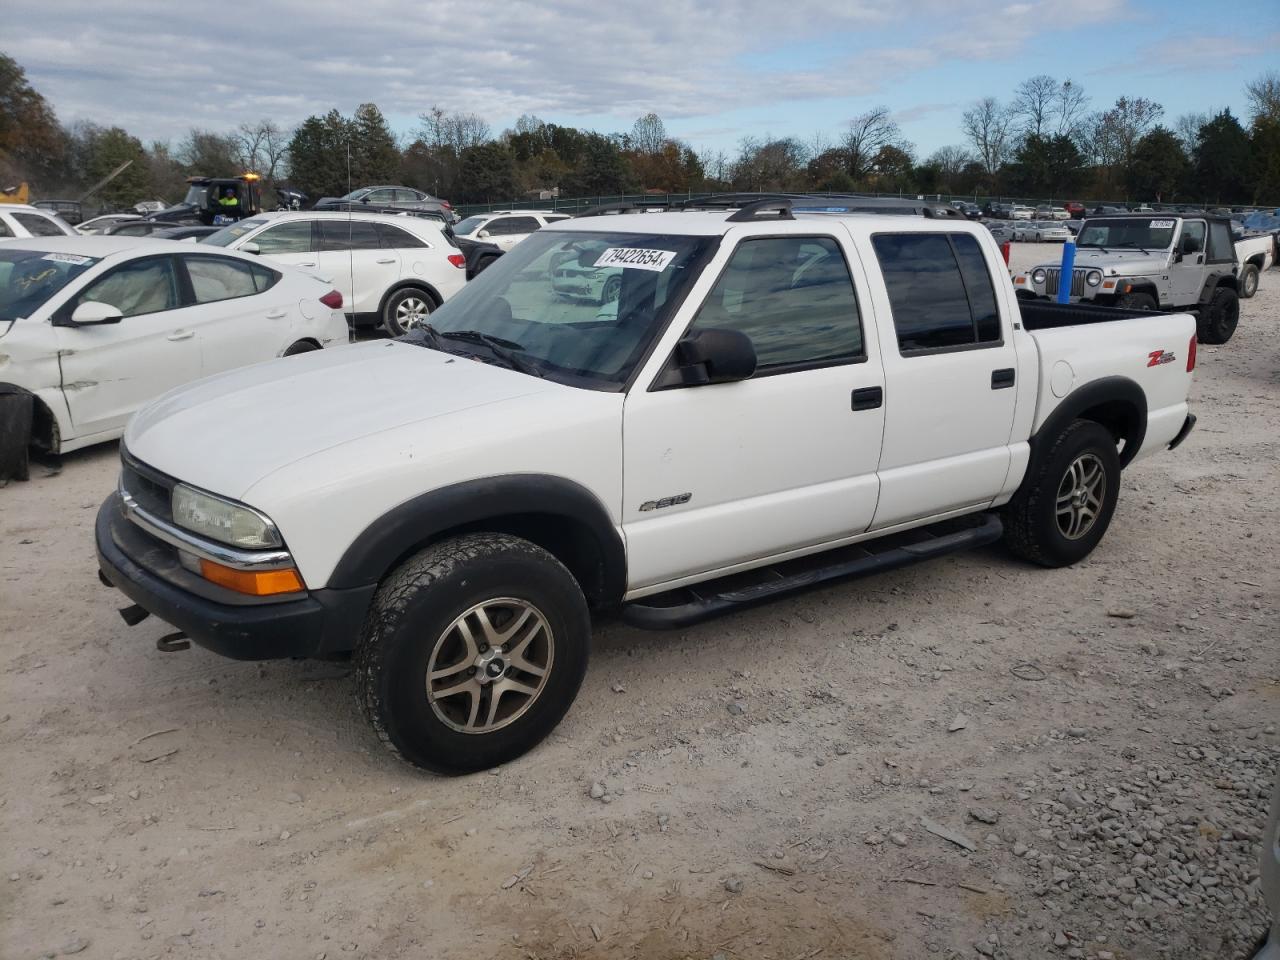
[96,492,373,660]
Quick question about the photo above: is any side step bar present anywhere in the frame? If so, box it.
[621,513,1003,630]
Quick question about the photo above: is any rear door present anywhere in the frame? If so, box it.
[861,230,1020,529]
[53,254,203,436]
[319,220,398,316]
[179,252,292,373]
[622,231,886,592]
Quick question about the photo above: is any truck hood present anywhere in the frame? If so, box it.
[124,341,558,499]
[1037,248,1170,276]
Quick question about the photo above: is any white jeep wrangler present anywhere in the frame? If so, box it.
[98,199,1198,772]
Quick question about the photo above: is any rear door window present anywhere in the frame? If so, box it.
[14,213,67,237]
[871,233,1003,353]
[377,223,427,249]
[319,220,381,251]
[184,255,264,303]
[1207,221,1233,263]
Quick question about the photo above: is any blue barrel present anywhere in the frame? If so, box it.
[1057,240,1076,304]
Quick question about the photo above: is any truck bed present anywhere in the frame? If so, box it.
[1018,299,1171,331]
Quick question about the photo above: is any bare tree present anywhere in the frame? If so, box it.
[417,106,491,155]
[1053,79,1089,138]
[961,97,1015,176]
[1173,111,1208,154]
[1245,70,1280,124]
[1095,96,1164,170]
[697,147,730,184]
[629,113,668,154]
[842,106,901,182]
[1013,75,1058,137]
[928,145,974,180]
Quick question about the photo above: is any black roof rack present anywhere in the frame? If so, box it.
[725,198,795,222]
[576,201,676,217]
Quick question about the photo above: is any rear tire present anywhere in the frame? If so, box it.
[1002,419,1121,568]
[1238,263,1259,299]
[1197,286,1239,344]
[382,287,435,337]
[1116,292,1157,311]
[355,533,590,774]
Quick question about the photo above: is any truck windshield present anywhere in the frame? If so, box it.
[0,249,101,320]
[403,229,717,391]
[182,185,210,207]
[1077,218,1176,251]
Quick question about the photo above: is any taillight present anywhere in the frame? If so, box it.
[320,289,343,309]
[447,254,466,269]
[441,201,452,209]
[1187,333,1196,372]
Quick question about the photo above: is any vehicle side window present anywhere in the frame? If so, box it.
[392,189,417,202]
[366,190,393,203]
[323,221,381,250]
[184,255,262,303]
[689,236,863,372]
[482,218,511,236]
[71,256,180,318]
[377,223,427,249]
[0,217,12,238]
[502,216,541,234]
[249,263,279,292]
[14,213,67,237]
[253,221,313,254]
[1207,221,1233,263]
[544,215,570,223]
[1180,221,1206,254]
[871,233,1003,353]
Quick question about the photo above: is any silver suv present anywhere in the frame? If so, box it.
[1015,214,1243,344]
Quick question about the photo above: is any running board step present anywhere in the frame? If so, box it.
[621,513,1003,630]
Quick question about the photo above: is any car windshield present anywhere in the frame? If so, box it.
[0,249,101,320]
[1077,218,1177,251]
[203,218,269,246]
[453,216,486,236]
[401,229,717,390]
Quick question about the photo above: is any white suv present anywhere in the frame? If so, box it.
[0,204,77,240]
[453,210,572,250]
[204,212,467,335]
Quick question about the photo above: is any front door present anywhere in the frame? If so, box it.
[54,254,203,437]
[1167,219,1207,305]
[861,230,1020,529]
[622,233,886,593]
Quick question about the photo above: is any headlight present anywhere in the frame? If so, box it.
[171,484,282,549]
[1086,270,1102,287]
[1031,268,1047,284]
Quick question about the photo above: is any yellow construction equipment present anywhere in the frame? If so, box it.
[0,182,31,204]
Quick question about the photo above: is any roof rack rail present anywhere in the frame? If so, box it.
[725,198,795,222]
[575,201,675,218]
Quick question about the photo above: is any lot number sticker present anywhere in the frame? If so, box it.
[1148,220,1175,229]
[594,247,676,272]
[42,253,93,266]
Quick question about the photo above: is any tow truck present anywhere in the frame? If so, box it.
[148,174,263,226]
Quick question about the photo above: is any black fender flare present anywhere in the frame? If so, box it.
[1029,376,1147,474]
[327,474,627,603]
[1197,272,1238,303]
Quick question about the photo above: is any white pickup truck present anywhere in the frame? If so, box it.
[96,200,1198,773]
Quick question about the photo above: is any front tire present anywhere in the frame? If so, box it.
[1197,286,1239,344]
[283,340,319,357]
[355,533,590,774]
[1002,419,1121,568]
[382,287,435,337]
[1116,291,1157,311]
[0,390,33,483]
[1238,263,1259,299]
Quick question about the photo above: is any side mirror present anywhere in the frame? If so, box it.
[477,229,490,239]
[68,301,123,326]
[674,328,757,386]
[241,241,261,255]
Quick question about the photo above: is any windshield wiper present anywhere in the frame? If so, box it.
[437,329,546,378]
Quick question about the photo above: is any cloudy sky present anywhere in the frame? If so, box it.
[5,0,1278,155]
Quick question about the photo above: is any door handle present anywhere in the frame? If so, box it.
[850,386,883,411]
[991,368,1015,389]
[167,330,195,341]
[375,257,396,264]
[297,261,317,267]
[266,308,288,319]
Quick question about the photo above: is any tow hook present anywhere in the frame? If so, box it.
[118,604,150,626]
[156,632,190,653]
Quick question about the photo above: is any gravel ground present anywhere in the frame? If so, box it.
[1,243,1277,960]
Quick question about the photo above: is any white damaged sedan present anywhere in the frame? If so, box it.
[0,237,350,480]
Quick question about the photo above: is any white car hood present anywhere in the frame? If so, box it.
[125,341,558,499]
[1037,248,1169,275]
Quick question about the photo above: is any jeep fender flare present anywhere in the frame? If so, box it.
[327,474,627,605]
[1028,376,1147,475]
[1197,271,1238,304]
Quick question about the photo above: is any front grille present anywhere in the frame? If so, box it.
[120,453,174,523]
[1044,268,1086,298]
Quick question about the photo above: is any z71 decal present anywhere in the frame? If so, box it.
[639,492,692,512]
[1147,349,1176,367]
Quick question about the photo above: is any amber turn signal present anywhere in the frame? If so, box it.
[199,559,304,596]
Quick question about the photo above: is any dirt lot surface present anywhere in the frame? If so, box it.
[2,245,1277,960]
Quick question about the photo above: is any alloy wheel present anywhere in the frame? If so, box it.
[1055,453,1106,540]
